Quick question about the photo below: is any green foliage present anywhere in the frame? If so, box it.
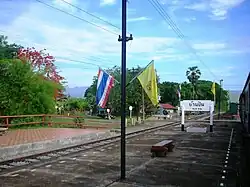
[0,59,58,116]
[159,80,229,111]
[0,35,22,59]
[73,117,85,124]
[64,98,89,111]
[84,76,98,112]
[159,82,179,106]
[84,66,160,117]
[84,65,230,115]
[186,66,201,99]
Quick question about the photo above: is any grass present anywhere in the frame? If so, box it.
[6,114,120,130]
[3,113,148,130]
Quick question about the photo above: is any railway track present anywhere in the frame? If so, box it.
[0,114,208,175]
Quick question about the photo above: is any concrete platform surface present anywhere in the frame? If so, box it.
[186,127,207,133]
[0,121,238,187]
[0,121,172,162]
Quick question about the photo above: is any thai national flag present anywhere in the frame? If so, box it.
[96,69,114,108]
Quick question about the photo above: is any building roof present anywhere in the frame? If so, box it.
[160,103,176,109]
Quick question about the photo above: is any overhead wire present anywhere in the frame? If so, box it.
[3,1,132,71]
[33,0,131,67]
[35,0,119,36]
[59,0,131,35]
[147,0,219,80]
[58,0,133,48]
[0,30,118,68]
[55,57,116,69]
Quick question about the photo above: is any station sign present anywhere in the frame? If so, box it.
[180,100,214,112]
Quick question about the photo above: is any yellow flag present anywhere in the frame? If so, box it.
[211,81,216,96]
[137,61,158,106]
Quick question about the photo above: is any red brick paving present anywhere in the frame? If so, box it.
[0,128,103,147]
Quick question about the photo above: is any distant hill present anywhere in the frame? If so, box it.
[64,86,89,98]
[63,87,241,101]
[228,90,241,103]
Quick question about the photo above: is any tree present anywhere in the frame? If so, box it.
[159,81,179,106]
[65,98,89,112]
[0,35,22,60]
[17,47,65,100]
[186,66,201,99]
[158,80,229,111]
[0,59,58,116]
[84,66,160,118]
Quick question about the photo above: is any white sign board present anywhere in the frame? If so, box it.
[180,100,213,112]
[129,106,133,111]
[180,100,214,132]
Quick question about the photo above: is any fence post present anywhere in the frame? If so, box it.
[6,117,9,128]
[48,115,52,127]
[42,115,46,126]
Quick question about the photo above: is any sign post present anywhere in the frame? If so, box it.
[129,106,133,119]
[209,102,214,132]
[180,100,214,132]
[181,106,185,131]
[107,108,111,120]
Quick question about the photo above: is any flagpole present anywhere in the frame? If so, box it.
[126,60,154,87]
[99,67,120,84]
[142,86,145,122]
[212,81,216,109]
[178,83,181,120]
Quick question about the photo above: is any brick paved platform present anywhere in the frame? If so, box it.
[0,128,102,147]
[0,128,108,162]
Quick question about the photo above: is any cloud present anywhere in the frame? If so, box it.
[2,6,179,57]
[60,68,97,86]
[1,1,247,87]
[183,17,196,23]
[127,17,152,22]
[0,1,184,85]
[53,0,77,10]
[185,0,246,20]
[159,65,237,81]
[201,66,236,79]
[185,2,208,11]
[193,42,226,50]
[100,0,116,6]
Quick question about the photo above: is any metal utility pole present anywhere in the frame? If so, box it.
[218,79,223,119]
[142,87,145,121]
[118,0,133,180]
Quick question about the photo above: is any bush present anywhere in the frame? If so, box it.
[0,59,58,118]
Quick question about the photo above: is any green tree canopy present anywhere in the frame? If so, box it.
[64,98,89,111]
[186,66,201,99]
[159,80,229,111]
[85,65,230,116]
[84,66,160,117]
[0,35,22,60]
[0,59,59,116]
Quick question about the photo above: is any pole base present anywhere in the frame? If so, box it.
[181,124,185,131]
[210,125,213,132]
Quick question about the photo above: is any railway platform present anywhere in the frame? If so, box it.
[0,120,239,187]
[0,121,173,162]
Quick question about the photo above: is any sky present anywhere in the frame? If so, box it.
[0,0,249,91]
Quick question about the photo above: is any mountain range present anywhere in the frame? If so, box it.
[64,86,241,103]
[64,86,89,98]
